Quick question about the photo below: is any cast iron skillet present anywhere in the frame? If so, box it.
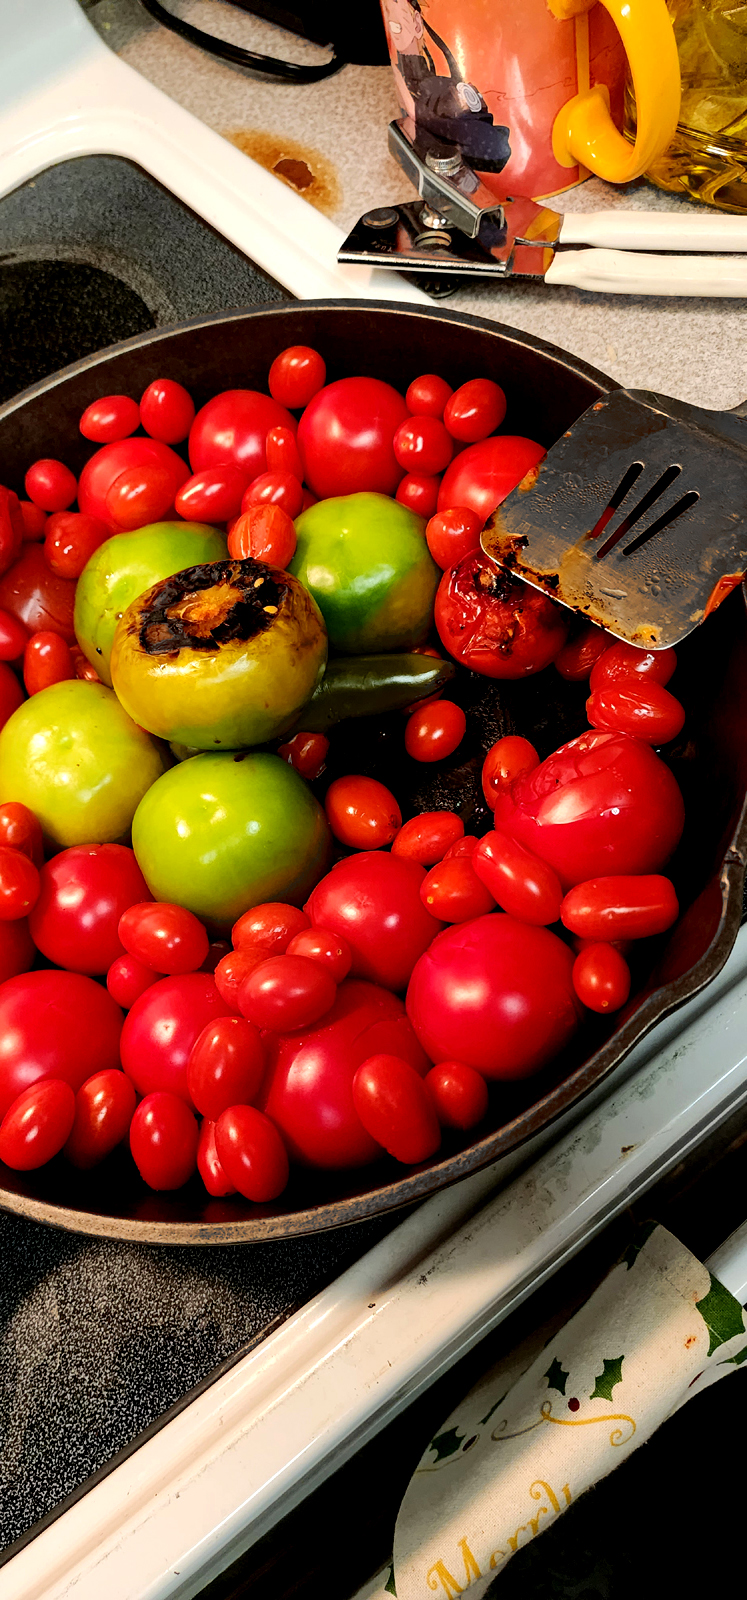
[0,300,745,1244]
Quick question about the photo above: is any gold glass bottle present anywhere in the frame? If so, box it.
[625,0,747,210]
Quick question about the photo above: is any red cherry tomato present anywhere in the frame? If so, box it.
[352,1053,440,1164]
[425,507,482,570]
[70,645,102,684]
[18,501,48,542]
[140,378,196,444]
[424,1060,489,1130]
[268,345,326,409]
[0,1078,75,1170]
[324,774,402,849]
[24,459,77,513]
[443,834,479,860]
[493,730,685,890]
[285,926,352,983]
[277,730,329,779]
[297,377,408,499]
[241,470,304,519]
[306,853,443,992]
[0,544,77,641]
[435,553,568,679]
[572,943,631,1013]
[391,810,464,866]
[0,918,36,984]
[238,953,337,1032]
[197,1118,236,1196]
[0,487,24,578]
[0,847,39,920]
[481,735,539,809]
[443,378,507,443]
[405,699,466,763]
[189,390,296,481]
[30,843,150,975]
[0,662,25,730]
[129,1090,199,1190]
[232,902,310,956]
[395,473,440,518]
[437,436,546,523]
[0,801,43,865]
[118,901,209,976]
[80,395,140,443]
[105,462,176,530]
[561,874,679,941]
[0,970,123,1119]
[227,502,297,568]
[120,975,232,1105]
[187,1015,266,1119]
[265,424,304,481]
[23,630,75,694]
[394,416,453,476]
[64,1069,137,1168]
[174,464,249,523]
[590,641,677,692]
[405,373,453,418]
[78,438,189,527]
[0,608,29,661]
[214,946,268,1008]
[407,914,581,1080]
[44,511,110,579]
[214,1103,289,1200]
[473,830,563,926]
[555,623,611,682]
[420,857,496,922]
[260,978,429,1168]
[587,680,685,745]
[107,953,159,1009]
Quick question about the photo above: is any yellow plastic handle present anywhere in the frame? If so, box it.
[551,0,681,184]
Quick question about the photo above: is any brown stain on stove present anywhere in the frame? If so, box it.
[225,129,341,218]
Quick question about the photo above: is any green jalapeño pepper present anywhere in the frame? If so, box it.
[291,652,457,732]
[290,492,440,654]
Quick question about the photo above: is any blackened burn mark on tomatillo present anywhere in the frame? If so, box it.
[137,560,284,655]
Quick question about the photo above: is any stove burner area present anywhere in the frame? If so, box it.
[0,260,154,405]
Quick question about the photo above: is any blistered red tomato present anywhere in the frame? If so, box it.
[352,1053,440,1164]
[405,699,466,762]
[227,502,297,568]
[473,830,563,926]
[554,624,611,682]
[586,680,685,745]
[214,1103,289,1200]
[277,730,329,779]
[572,944,631,1014]
[492,730,685,890]
[120,974,232,1106]
[64,1069,137,1168]
[420,857,495,923]
[325,775,401,849]
[30,843,149,975]
[80,395,140,443]
[405,373,453,418]
[23,631,74,694]
[187,1015,266,1119]
[561,875,679,941]
[268,345,326,409]
[391,810,464,866]
[437,436,546,523]
[129,1091,199,1190]
[425,507,482,570]
[443,378,506,443]
[0,1078,75,1171]
[306,852,443,993]
[435,552,568,678]
[0,970,123,1119]
[232,902,309,956]
[0,847,40,920]
[590,642,677,692]
[118,901,209,976]
[297,377,408,500]
[481,735,539,809]
[424,1060,489,1130]
[140,378,196,444]
[407,914,581,1080]
[25,459,77,513]
[238,953,337,1032]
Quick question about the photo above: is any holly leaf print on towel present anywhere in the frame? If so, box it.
[428,1426,466,1462]
[695,1273,745,1358]
[590,1356,624,1401]
[544,1357,569,1396]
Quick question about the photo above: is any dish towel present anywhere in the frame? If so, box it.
[356,1222,747,1598]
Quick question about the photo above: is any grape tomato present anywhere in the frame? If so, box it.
[555,623,610,682]
[395,473,440,519]
[0,847,40,920]
[394,416,453,475]
[590,641,677,691]
[187,1014,266,1120]
[424,1061,488,1130]
[107,952,159,1009]
[45,512,109,579]
[405,699,466,762]
[586,680,685,745]
[481,735,539,808]
[197,1118,236,1196]
[325,774,401,850]
[119,901,208,976]
[227,503,297,568]
[140,378,195,444]
[241,470,304,519]
[473,830,563,926]
[232,902,309,956]
[105,462,175,531]
[420,856,496,922]
[129,1091,198,1190]
[285,926,352,982]
[64,1069,137,1168]
[175,465,249,523]
[23,631,75,695]
[0,609,29,661]
[25,459,77,513]
[425,506,482,570]
[391,810,464,866]
[0,1078,75,1171]
[214,1103,289,1200]
[0,801,43,866]
[214,946,268,1008]
[572,943,631,1014]
[265,424,304,481]
[352,1053,440,1165]
[277,730,328,779]
[405,373,453,417]
[268,345,326,409]
[79,395,140,443]
[561,874,679,941]
[238,953,337,1032]
[443,378,506,443]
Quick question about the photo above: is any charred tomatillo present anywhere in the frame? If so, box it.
[289,492,439,654]
[110,559,327,750]
[0,681,165,847]
[132,751,331,927]
[74,520,227,686]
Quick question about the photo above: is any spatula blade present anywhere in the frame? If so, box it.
[481,389,747,648]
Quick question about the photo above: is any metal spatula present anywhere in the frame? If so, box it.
[481,389,747,649]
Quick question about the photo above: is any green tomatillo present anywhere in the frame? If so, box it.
[110,558,327,750]
[74,520,227,686]
[132,750,331,926]
[289,492,440,654]
[0,680,166,847]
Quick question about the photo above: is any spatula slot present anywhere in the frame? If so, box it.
[596,463,683,559]
[623,489,700,556]
[587,460,644,542]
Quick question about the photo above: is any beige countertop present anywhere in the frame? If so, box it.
[87,0,747,410]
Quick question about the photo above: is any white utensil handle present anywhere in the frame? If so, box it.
[560,208,747,253]
[545,247,747,297]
